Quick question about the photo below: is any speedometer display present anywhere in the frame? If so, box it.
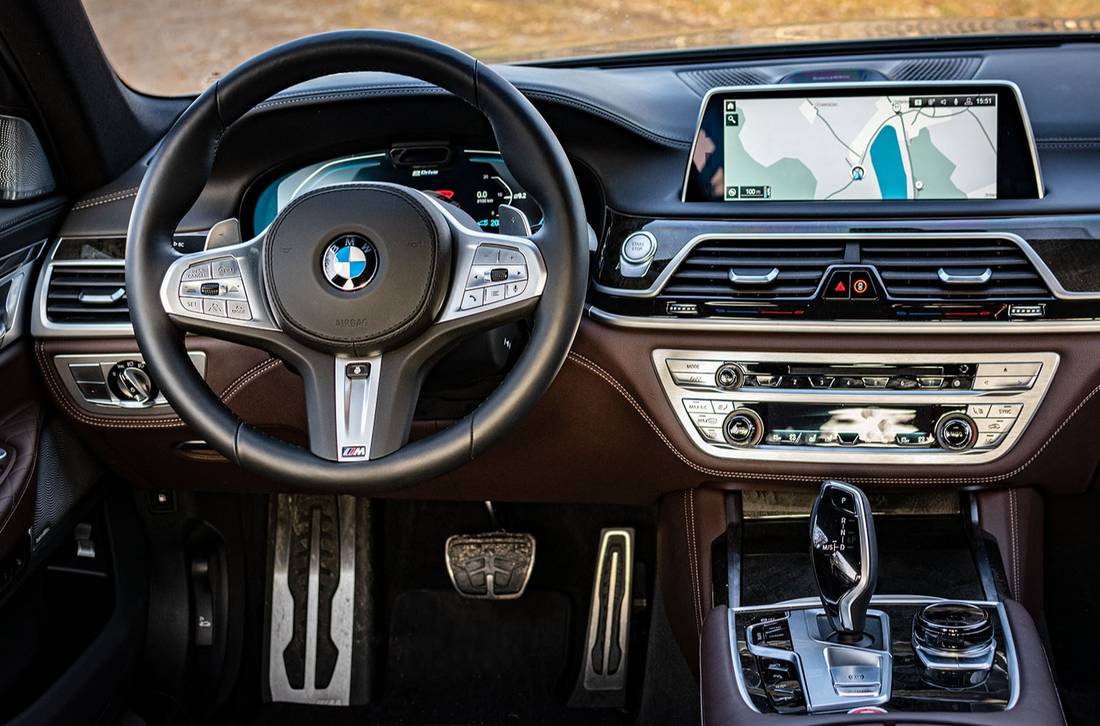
[250,148,542,235]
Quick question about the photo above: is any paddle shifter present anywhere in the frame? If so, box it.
[809,480,878,642]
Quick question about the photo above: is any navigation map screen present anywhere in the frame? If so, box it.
[683,84,1039,202]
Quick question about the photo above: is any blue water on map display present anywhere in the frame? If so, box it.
[869,125,908,199]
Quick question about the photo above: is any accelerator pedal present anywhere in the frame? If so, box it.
[580,528,635,701]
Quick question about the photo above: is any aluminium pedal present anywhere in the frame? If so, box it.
[582,528,635,695]
[266,494,374,706]
[445,531,535,600]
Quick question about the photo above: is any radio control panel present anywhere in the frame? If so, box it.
[653,350,1058,465]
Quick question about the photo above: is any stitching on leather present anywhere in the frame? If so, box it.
[682,491,702,634]
[70,188,140,211]
[565,351,1100,485]
[1009,489,1021,600]
[36,343,281,430]
[689,488,704,631]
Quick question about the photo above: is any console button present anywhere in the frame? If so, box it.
[683,399,713,414]
[666,359,720,375]
[723,409,763,447]
[967,404,991,418]
[621,232,657,264]
[861,376,889,388]
[989,403,1023,418]
[76,381,111,401]
[977,417,1015,434]
[977,432,1004,448]
[824,270,851,300]
[711,400,735,414]
[895,432,933,446]
[699,427,724,442]
[974,375,1035,390]
[68,363,105,384]
[837,432,860,445]
[849,271,878,300]
[917,376,945,389]
[889,376,919,389]
[714,363,746,391]
[976,362,1041,378]
[935,413,977,451]
[690,412,723,428]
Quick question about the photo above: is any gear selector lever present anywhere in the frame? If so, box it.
[810,481,878,642]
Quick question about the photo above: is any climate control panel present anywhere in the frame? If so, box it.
[654,350,1058,465]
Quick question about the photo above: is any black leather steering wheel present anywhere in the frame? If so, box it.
[125,31,588,492]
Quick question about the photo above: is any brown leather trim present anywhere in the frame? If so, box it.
[35,338,281,429]
[570,317,1100,490]
[979,487,1045,617]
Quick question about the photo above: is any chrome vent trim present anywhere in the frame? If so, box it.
[861,238,1051,300]
[44,263,129,324]
[662,237,846,300]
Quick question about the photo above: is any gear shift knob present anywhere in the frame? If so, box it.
[810,480,878,638]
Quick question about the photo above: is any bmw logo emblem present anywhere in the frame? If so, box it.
[322,234,378,291]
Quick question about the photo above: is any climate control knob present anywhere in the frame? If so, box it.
[714,362,746,391]
[934,413,977,451]
[723,409,763,448]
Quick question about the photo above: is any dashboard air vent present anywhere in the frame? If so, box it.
[860,238,1051,300]
[45,264,129,324]
[663,238,847,300]
[890,56,980,81]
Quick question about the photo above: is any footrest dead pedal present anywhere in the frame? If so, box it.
[445,532,535,600]
[582,528,634,694]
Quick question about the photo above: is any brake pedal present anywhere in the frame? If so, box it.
[445,531,535,599]
[582,528,634,695]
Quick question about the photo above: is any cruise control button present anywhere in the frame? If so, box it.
[460,288,484,310]
[181,263,211,282]
[499,248,525,265]
[180,297,204,314]
[683,399,713,414]
[211,258,240,278]
[226,300,252,320]
[221,278,247,300]
[484,284,506,304]
[473,246,500,264]
[179,281,203,297]
[202,298,227,317]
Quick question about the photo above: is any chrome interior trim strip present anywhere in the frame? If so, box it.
[652,349,1058,465]
[681,80,1044,203]
[593,231,1094,300]
[589,304,1100,333]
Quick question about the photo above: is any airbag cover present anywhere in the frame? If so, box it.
[264,184,450,352]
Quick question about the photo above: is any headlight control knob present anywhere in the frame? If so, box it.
[107,360,158,406]
[723,409,763,448]
[934,413,977,451]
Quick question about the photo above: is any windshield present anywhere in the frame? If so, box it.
[82,0,1100,96]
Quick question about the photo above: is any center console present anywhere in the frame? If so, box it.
[654,350,1057,464]
[702,481,1061,723]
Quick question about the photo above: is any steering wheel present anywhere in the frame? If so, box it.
[125,31,588,492]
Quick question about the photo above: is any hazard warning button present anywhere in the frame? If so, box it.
[824,270,851,300]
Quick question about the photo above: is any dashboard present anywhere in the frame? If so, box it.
[26,38,1100,499]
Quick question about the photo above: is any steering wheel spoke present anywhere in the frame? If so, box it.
[158,230,282,339]
[298,348,422,462]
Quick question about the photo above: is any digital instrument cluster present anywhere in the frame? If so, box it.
[249,147,542,235]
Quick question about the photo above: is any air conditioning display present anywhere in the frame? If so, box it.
[683,83,1042,202]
